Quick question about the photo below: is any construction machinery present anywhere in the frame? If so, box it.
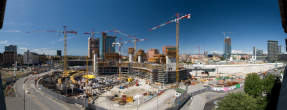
[150,13,191,86]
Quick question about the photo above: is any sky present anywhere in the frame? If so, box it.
[0,0,285,56]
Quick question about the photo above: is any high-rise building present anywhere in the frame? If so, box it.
[3,45,17,66]
[102,32,116,59]
[4,45,16,53]
[88,37,100,58]
[57,50,62,57]
[223,37,231,60]
[252,46,256,60]
[267,40,279,62]
[256,49,264,56]
[57,50,62,56]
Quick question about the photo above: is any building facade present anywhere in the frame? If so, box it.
[88,37,100,58]
[224,37,231,60]
[57,50,62,56]
[23,50,40,65]
[256,49,264,56]
[267,40,279,62]
[147,48,159,59]
[3,45,17,66]
[102,32,116,60]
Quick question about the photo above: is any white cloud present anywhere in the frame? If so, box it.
[0,40,9,45]
[209,50,223,54]
[232,50,251,54]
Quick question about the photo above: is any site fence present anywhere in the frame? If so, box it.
[210,83,244,92]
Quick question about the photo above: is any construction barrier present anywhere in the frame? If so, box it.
[211,83,244,92]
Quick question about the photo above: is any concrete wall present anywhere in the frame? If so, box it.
[184,63,284,75]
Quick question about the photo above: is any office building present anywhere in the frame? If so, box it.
[88,37,100,58]
[102,32,116,60]
[224,37,231,60]
[5,45,17,53]
[57,50,62,56]
[267,40,279,62]
[252,46,256,60]
[3,45,17,66]
[23,50,40,65]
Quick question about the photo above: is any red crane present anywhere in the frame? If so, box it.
[149,13,191,86]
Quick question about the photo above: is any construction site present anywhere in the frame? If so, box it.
[36,13,194,109]
[33,12,286,110]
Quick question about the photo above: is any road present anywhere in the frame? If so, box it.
[6,70,81,110]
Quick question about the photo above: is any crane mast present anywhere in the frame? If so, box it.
[150,13,191,87]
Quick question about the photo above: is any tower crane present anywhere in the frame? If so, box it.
[47,26,77,76]
[149,13,191,86]
[83,30,97,73]
[114,30,146,55]
[112,38,129,80]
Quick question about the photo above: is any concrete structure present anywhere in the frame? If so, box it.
[252,46,256,60]
[223,37,231,60]
[57,50,62,56]
[147,48,159,59]
[135,49,146,63]
[267,40,279,62]
[128,47,134,62]
[23,50,40,65]
[163,46,176,64]
[102,32,116,60]
[184,63,284,75]
[88,37,100,58]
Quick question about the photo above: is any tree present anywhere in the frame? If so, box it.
[217,93,259,110]
[244,73,263,97]
[263,74,276,94]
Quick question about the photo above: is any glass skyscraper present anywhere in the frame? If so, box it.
[224,37,231,60]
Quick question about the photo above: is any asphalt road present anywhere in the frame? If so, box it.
[6,70,81,110]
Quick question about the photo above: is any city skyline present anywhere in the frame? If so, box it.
[0,0,285,56]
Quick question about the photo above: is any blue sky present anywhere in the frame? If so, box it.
[0,0,285,55]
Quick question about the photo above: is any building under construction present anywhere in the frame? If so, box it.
[102,32,118,61]
[95,46,189,84]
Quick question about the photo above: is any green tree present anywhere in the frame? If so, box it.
[262,74,276,94]
[217,93,259,110]
[244,73,263,97]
